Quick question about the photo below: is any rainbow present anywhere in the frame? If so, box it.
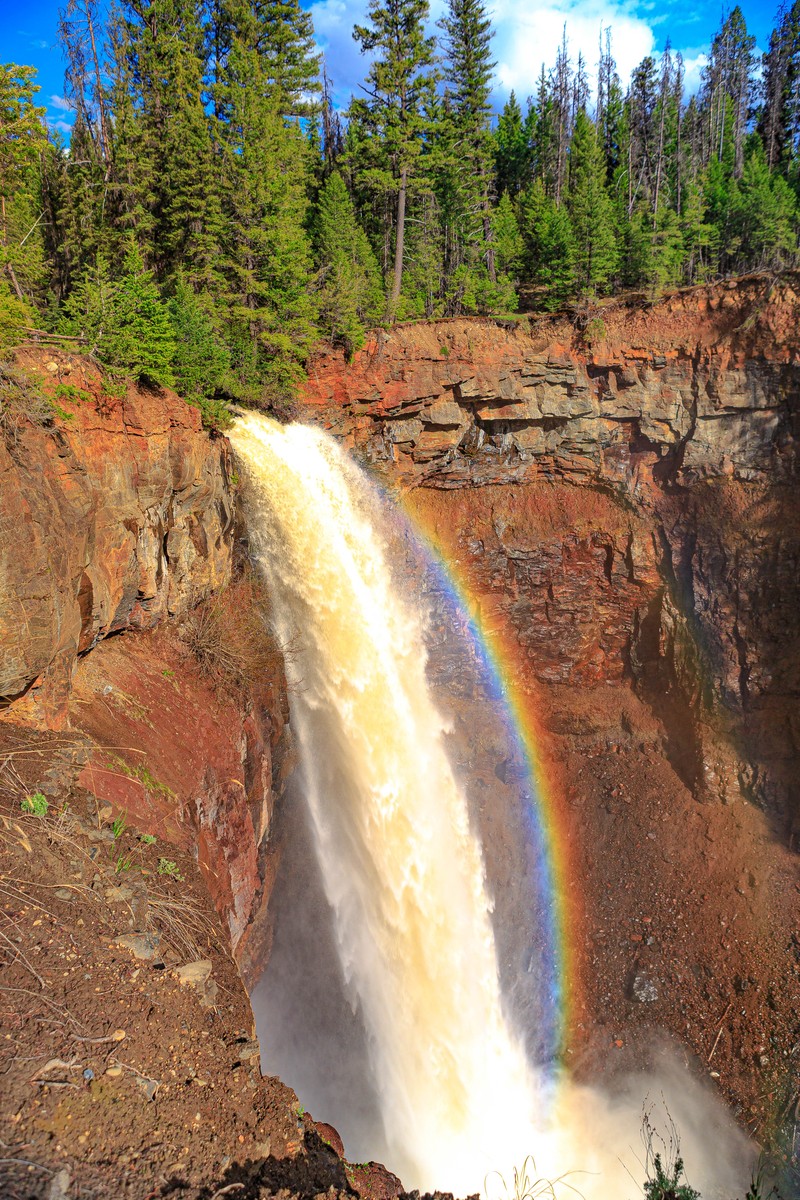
[384,491,577,1074]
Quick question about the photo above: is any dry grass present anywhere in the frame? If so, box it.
[147,890,222,963]
[0,360,63,443]
[180,574,289,696]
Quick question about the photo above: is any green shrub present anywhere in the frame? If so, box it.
[643,1154,699,1200]
[20,792,48,816]
[187,394,233,432]
[157,857,183,881]
[583,316,607,346]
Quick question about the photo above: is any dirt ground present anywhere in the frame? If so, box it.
[0,719,399,1200]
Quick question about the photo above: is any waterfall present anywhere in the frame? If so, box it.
[231,413,541,1192]
[230,412,752,1199]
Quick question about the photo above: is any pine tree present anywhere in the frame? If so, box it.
[519,178,575,308]
[701,7,756,176]
[105,242,175,386]
[729,135,798,270]
[169,276,231,416]
[211,0,321,117]
[109,0,224,289]
[530,69,558,195]
[219,46,318,404]
[552,27,574,203]
[209,0,322,405]
[760,1,800,176]
[567,110,618,294]
[0,64,48,343]
[58,0,111,168]
[680,177,715,282]
[480,190,521,311]
[61,242,176,385]
[351,0,436,318]
[494,91,529,197]
[315,171,384,353]
[401,190,446,317]
[438,0,497,289]
[596,30,624,183]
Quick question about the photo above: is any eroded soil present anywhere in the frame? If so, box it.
[0,718,396,1200]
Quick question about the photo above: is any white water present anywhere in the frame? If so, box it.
[231,412,753,1199]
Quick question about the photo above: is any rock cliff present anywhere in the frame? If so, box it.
[302,275,800,828]
[0,351,288,985]
[300,277,800,1149]
[0,350,235,724]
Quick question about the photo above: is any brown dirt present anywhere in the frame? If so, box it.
[0,718,398,1200]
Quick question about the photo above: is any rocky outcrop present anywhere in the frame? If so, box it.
[303,275,800,828]
[302,276,800,491]
[0,352,289,987]
[66,609,292,986]
[0,349,235,724]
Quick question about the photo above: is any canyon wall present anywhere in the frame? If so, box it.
[1,278,798,1149]
[0,350,235,722]
[0,351,289,982]
[302,275,800,829]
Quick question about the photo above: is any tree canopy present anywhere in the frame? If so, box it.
[2,0,799,417]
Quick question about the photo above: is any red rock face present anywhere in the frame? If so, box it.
[0,353,289,988]
[64,621,291,988]
[301,282,799,1134]
[0,350,235,725]
[301,279,800,829]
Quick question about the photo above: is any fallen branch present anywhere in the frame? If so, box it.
[708,1002,731,1063]
[19,328,88,343]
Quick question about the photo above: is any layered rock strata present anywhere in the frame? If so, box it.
[303,276,800,826]
[0,351,287,983]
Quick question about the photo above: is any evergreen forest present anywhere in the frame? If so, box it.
[3,0,800,422]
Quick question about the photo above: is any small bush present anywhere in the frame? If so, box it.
[641,1111,699,1200]
[188,393,233,433]
[158,857,183,881]
[0,361,62,438]
[181,578,282,694]
[643,1153,699,1200]
[583,316,607,346]
[53,382,92,406]
[20,792,48,816]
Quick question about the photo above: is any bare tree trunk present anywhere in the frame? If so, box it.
[388,165,407,320]
[87,7,110,168]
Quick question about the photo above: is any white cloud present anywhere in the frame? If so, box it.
[680,52,708,96]
[310,0,668,111]
[50,95,73,112]
[489,0,655,102]
[48,119,74,135]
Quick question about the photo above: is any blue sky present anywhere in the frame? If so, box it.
[1,0,778,137]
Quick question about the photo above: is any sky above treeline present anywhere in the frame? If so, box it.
[2,0,778,138]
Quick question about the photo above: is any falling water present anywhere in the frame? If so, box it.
[231,412,541,1191]
[230,412,753,1199]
